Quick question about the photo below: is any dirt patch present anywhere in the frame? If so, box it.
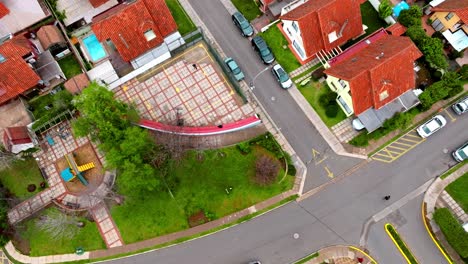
[55,143,104,195]
[11,232,30,255]
[188,210,209,227]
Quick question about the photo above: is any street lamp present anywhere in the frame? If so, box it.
[249,66,270,90]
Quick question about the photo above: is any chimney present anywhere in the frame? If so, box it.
[375,52,384,59]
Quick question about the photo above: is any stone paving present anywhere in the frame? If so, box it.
[440,190,468,223]
[114,44,255,127]
[91,203,124,248]
[289,57,321,78]
[331,117,360,143]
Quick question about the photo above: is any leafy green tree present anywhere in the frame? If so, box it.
[405,25,427,45]
[379,0,393,19]
[398,5,422,27]
[420,37,448,70]
[460,64,468,80]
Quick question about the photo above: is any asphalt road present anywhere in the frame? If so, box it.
[187,0,360,191]
[103,1,468,263]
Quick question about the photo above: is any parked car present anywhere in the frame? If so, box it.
[224,57,244,81]
[251,36,275,64]
[416,115,447,138]
[452,141,468,162]
[232,12,253,37]
[352,118,365,131]
[451,96,468,115]
[271,64,292,89]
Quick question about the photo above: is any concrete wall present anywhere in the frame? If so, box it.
[281,20,306,60]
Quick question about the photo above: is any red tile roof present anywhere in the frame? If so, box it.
[0,35,40,105]
[64,73,89,94]
[432,0,468,24]
[3,126,32,151]
[92,0,177,62]
[89,0,110,8]
[386,22,407,36]
[0,3,9,18]
[280,0,364,58]
[324,35,423,115]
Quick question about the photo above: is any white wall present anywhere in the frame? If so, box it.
[282,20,306,60]
[0,0,48,37]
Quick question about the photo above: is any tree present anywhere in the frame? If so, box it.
[460,65,468,80]
[35,209,80,240]
[420,37,448,70]
[398,5,422,27]
[254,155,279,186]
[378,0,393,19]
[0,146,16,169]
[405,25,427,45]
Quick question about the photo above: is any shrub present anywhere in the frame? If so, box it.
[405,25,427,45]
[378,0,393,19]
[448,50,463,60]
[255,155,280,186]
[383,112,414,130]
[398,5,422,27]
[318,91,336,108]
[287,164,297,176]
[433,208,468,258]
[349,133,369,147]
[460,64,468,80]
[249,133,284,159]
[236,142,251,154]
[325,104,339,118]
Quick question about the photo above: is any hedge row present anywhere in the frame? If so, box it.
[433,208,468,258]
[419,72,463,110]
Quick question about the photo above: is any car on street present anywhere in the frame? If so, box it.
[271,64,292,89]
[451,96,468,115]
[416,115,447,138]
[232,12,253,37]
[224,57,244,81]
[251,36,275,64]
[452,141,468,162]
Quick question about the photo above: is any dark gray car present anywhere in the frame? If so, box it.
[232,12,253,37]
[251,36,275,64]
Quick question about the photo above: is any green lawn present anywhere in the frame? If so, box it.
[231,0,262,21]
[259,25,301,73]
[166,0,197,36]
[18,207,105,256]
[57,55,82,79]
[446,172,468,212]
[0,158,44,199]
[298,82,347,127]
[342,2,387,50]
[112,145,294,243]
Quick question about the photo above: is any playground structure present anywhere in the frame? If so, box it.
[60,153,93,186]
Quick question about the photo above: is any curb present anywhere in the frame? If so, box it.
[421,201,453,264]
[384,223,419,264]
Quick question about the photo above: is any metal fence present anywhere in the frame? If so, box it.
[170,28,248,103]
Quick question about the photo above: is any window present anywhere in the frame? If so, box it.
[0,54,5,63]
[293,40,305,58]
[337,96,353,115]
[445,12,454,21]
[379,90,389,101]
[328,31,338,43]
[338,79,347,88]
[292,22,299,33]
[287,28,292,36]
[144,29,156,41]
[431,19,444,31]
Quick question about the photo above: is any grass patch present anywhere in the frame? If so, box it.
[297,81,347,127]
[433,208,468,259]
[441,160,468,180]
[57,55,82,79]
[231,0,262,21]
[294,252,319,264]
[385,223,419,264]
[112,145,294,243]
[165,0,196,36]
[0,158,44,199]
[259,26,301,73]
[292,64,323,82]
[342,2,387,50]
[17,207,105,256]
[445,172,468,212]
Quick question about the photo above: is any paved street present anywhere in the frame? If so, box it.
[187,0,361,192]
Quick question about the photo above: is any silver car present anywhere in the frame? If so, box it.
[451,96,468,115]
[416,115,447,138]
[452,141,468,162]
[271,64,292,89]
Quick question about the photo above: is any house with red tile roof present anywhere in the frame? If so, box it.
[429,0,468,51]
[279,0,366,64]
[2,126,34,154]
[0,35,41,106]
[324,29,423,132]
[91,0,178,69]
[57,0,119,27]
[0,0,49,37]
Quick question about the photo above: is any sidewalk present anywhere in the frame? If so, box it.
[298,245,376,264]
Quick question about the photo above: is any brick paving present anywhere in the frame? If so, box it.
[91,203,124,248]
[440,191,468,223]
[331,117,360,143]
[114,45,255,127]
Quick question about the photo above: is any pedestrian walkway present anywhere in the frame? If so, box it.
[331,117,360,143]
[0,249,12,264]
[439,190,468,223]
[289,57,321,78]
[298,245,375,264]
[91,203,124,248]
[4,242,89,264]
[371,129,425,163]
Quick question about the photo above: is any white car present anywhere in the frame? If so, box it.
[416,115,447,138]
[452,141,468,162]
[271,64,292,89]
[451,96,468,115]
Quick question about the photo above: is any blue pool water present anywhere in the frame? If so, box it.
[82,34,106,62]
[393,1,410,17]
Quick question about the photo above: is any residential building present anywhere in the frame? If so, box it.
[430,0,468,51]
[91,0,179,70]
[57,0,119,27]
[0,0,50,38]
[279,0,366,64]
[324,29,423,132]
[2,126,34,154]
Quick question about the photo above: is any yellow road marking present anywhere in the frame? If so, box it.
[392,141,413,147]
[312,148,320,159]
[404,133,421,139]
[371,156,393,163]
[444,109,456,122]
[399,137,421,144]
[373,152,393,159]
[386,145,407,151]
[315,157,327,165]
[324,166,334,178]
[385,223,420,264]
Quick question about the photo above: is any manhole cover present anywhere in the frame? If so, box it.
[271,96,276,101]
[293,233,299,239]
[443,148,448,154]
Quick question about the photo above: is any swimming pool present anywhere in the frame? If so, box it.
[82,34,106,62]
[393,1,410,17]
